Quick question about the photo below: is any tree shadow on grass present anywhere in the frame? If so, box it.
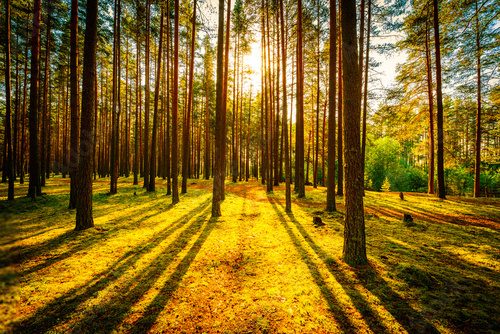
[69,208,214,333]
[267,196,357,333]
[129,216,219,333]
[9,198,212,333]
[0,200,176,281]
[269,197,440,334]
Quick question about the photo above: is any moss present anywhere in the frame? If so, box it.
[0,178,499,333]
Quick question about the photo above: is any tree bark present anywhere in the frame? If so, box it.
[425,10,435,195]
[341,0,367,266]
[295,0,305,198]
[75,0,98,230]
[148,8,164,192]
[171,0,180,204]
[69,0,80,209]
[143,0,151,189]
[182,0,197,193]
[4,0,14,200]
[337,29,343,196]
[212,0,228,217]
[432,0,446,199]
[110,0,121,194]
[473,0,481,197]
[361,0,371,193]
[40,1,51,187]
[28,0,42,199]
[326,0,337,212]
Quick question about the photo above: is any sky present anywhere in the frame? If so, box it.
[198,0,407,113]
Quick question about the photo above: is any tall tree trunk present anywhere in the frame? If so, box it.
[69,0,79,207]
[171,0,180,204]
[13,38,19,181]
[361,0,371,193]
[341,0,367,266]
[279,0,291,212]
[274,9,280,187]
[433,0,446,199]
[326,0,337,212]
[20,32,28,185]
[133,3,141,185]
[110,0,121,194]
[220,0,231,200]
[473,0,481,197]
[212,0,227,217]
[143,0,151,189]
[148,8,164,192]
[75,0,98,230]
[165,0,171,195]
[313,0,320,189]
[182,0,197,193]
[28,0,42,199]
[40,1,51,187]
[4,0,14,200]
[204,58,210,180]
[337,29,343,196]
[425,11,435,195]
[295,0,305,198]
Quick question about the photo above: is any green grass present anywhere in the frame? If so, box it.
[0,177,499,333]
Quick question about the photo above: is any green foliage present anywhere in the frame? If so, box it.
[366,137,401,191]
[446,167,473,196]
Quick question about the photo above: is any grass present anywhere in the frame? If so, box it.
[0,176,499,333]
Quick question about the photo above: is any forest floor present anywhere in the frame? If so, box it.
[0,177,499,333]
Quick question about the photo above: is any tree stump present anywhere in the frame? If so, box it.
[403,213,416,226]
[313,216,326,227]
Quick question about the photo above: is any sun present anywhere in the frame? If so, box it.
[241,40,262,91]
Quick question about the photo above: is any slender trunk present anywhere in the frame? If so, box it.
[182,0,197,193]
[171,0,180,204]
[28,0,42,199]
[220,0,231,200]
[110,0,121,194]
[326,0,336,211]
[314,0,320,189]
[433,0,445,199]
[20,32,28,184]
[68,0,79,206]
[279,0,291,211]
[212,0,227,217]
[133,22,140,186]
[296,0,305,198]
[4,0,14,199]
[165,1,171,194]
[75,0,98,230]
[361,0,371,193]
[40,2,51,187]
[204,60,210,180]
[425,11,435,194]
[148,9,164,192]
[337,28,343,196]
[341,0,367,266]
[473,0,481,197]
[143,0,151,189]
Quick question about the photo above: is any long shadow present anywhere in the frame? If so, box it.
[69,207,213,333]
[0,226,65,247]
[267,196,357,333]
[130,217,218,333]
[9,198,212,333]
[271,198,440,334]
[0,198,180,280]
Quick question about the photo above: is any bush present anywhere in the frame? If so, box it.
[388,166,427,192]
[366,137,400,191]
[446,167,473,196]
